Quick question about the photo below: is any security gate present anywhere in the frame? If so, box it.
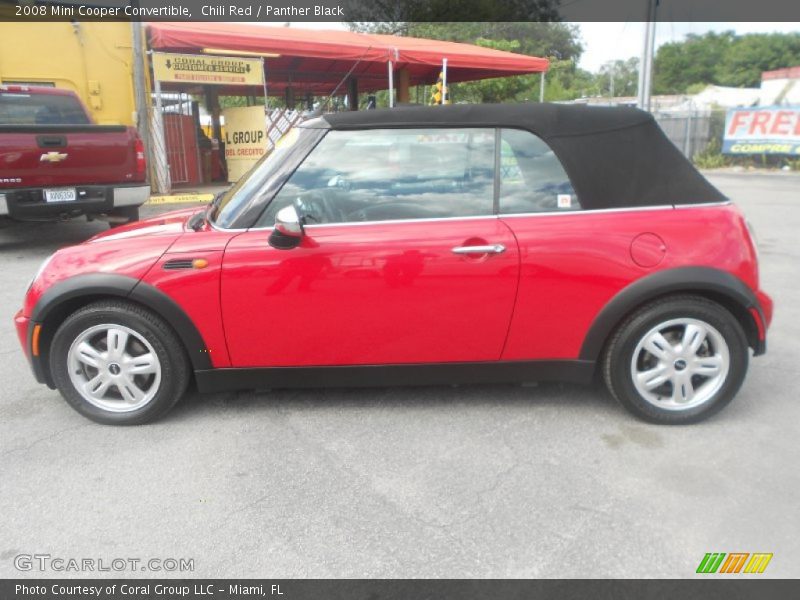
[150,92,201,191]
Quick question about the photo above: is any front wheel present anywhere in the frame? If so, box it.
[602,295,749,424]
[50,300,189,425]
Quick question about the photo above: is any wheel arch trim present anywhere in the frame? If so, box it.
[579,266,766,362]
[29,273,212,385]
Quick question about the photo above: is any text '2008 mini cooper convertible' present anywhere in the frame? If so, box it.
[15,104,773,425]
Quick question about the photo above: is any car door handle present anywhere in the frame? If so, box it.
[451,244,506,255]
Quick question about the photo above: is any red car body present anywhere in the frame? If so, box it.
[15,200,772,382]
[14,104,773,424]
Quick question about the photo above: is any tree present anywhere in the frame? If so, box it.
[343,0,561,24]
[653,31,735,94]
[347,22,587,104]
[653,31,800,93]
[716,33,800,87]
[597,58,639,97]
[405,22,583,63]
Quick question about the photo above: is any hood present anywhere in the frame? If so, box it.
[86,206,204,243]
[24,207,205,317]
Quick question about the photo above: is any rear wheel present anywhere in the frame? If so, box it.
[603,296,749,424]
[50,300,189,425]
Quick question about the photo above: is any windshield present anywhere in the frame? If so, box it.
[211,125,326,229]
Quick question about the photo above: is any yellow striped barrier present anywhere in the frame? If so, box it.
[147,193,215,205]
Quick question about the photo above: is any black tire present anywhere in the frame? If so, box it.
[107,206,139,228]
[602,295,749,424]
[49,300,189,425]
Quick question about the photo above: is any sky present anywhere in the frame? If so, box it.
[278,21,799,73]
[576,22,800,71]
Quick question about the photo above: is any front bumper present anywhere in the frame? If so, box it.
[14,309,50,386]
[0,184,149,221]
[14,309,29,360]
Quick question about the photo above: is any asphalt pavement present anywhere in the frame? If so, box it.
[0,172,798,578]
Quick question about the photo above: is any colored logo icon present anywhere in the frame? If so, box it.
[696,552,773,574]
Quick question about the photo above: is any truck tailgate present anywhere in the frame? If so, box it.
[0,124,140,188]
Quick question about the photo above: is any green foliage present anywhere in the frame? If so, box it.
[685,82,709,95]
[598,58,639,97]
[717,33,800,87]
[344,1,561,27]
[405,22,584,62]
[693,137,730,169]
[347,24,800,105]
[376,22,593,104]
[218,96,281,110]
[654,31,800,93]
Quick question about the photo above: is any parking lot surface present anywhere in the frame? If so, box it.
[1,172,798,578]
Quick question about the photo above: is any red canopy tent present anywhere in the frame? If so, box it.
[147,22,549,98]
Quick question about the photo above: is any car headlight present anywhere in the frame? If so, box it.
[28,254,54,292]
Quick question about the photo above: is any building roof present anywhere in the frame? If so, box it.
[147,22,549,96]
[317,103,726,210]
[762,66,800,81]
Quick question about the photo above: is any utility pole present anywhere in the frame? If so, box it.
[637,0,658,111]
[609,63,615,97]
[131,17,151,183]
[539,71,545,102]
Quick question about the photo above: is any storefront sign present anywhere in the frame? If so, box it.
[723,107,800,155]
[222,106,268,182]
[152,52,263,86]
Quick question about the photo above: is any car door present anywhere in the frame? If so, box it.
[496,127,636,361]
[220,127,520,368]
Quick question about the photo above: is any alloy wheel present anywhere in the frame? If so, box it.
[67,323,162,413]
[630,317,730,411]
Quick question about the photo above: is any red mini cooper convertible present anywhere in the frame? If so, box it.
[15,104,773,425]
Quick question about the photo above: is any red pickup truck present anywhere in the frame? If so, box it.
[0,85,148,225]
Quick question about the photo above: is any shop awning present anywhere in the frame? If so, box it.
[147,22,549,96]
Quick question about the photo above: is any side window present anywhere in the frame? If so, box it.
[499,128,580,213]
[256,128,496,227]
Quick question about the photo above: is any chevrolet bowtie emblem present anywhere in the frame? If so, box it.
[40,152,68,163]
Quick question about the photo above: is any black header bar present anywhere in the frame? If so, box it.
[2,0,799,22]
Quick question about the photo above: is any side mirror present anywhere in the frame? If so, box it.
[269,205,304,249]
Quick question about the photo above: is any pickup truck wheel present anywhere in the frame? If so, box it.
[602,295,749,424]
[49,300,189,425]
[108,206,139,228]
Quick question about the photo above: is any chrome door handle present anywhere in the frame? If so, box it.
[451,244,506,255]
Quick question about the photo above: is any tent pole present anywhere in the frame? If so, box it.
[388,60,394,108]
[442,58,448,104]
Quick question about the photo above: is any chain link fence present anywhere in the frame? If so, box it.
[653,110,720,159]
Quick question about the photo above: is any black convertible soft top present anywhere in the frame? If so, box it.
[320,104,726,210]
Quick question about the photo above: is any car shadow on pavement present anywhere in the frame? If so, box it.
[165,381,613,423]
[0,219,106,252]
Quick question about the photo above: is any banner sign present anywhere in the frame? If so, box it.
[723,107,800,155]
[152,52,263,86]
[222,106,268,182]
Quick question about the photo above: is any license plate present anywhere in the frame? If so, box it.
[45,188,77,203]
